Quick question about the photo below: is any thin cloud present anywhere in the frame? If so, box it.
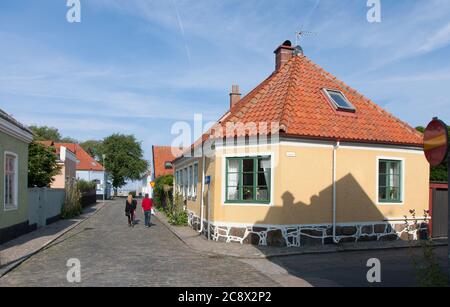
[417,22,450,54]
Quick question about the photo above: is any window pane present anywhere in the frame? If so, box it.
[389,187,400,201]
[379,161,387,174]
[227,159,239,172]
[243,159,254,172]
[390,162,400,175]
[243,173,254,186]
[258,157,271,171]
[257,187,269,201]
[242,187,254,200]
[392,174,400,188]
[228,173,239,187]
[379,187,387,201]
[379,174,387,187]
[227,187,239,201]
[258,172,270,187]
[328,91,353,109]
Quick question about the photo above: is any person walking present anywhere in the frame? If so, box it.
[142,194,153,228]
[125,194,136,227]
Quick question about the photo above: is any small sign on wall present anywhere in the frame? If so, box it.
[286,152,297,157]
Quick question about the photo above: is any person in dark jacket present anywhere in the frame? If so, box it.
[125,194,136,227]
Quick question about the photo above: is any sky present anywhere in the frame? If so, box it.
[1,0,450,164]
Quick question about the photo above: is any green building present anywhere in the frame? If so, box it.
[0,108,33,244]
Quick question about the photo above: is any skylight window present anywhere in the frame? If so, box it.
[324,89,355,112]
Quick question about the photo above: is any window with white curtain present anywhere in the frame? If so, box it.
[4,152,18,210]
[225,156,271,203]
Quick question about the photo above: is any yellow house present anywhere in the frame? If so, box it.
[173,41,429,247]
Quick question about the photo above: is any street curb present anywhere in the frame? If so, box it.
[155,212,448,260]
[0,201,109,278]
[154,211,219,258]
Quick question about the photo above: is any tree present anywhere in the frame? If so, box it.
[153,175,174,208]
[29,125,78,143]
[416,126,449,182]
[101,134,149,194]
[28,142,62,187]
[60,137,79,143]
[29,125,62,141]
[80,140,104,161]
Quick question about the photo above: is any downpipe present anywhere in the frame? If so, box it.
[198,154,206,234]
[332,141,340,244]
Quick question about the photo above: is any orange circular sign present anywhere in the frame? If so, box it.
[150,181,156,188]
[424,118,448,167]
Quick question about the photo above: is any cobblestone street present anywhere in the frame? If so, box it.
[0,199,277,287]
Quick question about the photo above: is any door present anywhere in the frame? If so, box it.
[432,188,448,238]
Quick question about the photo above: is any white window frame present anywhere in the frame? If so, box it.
[221,152,275,207]
[4,151,19,211]
[323,88,356,112]
[376,156,405,206]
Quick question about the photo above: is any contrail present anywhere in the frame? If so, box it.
[171,0,192,64]
[301,0,321,30]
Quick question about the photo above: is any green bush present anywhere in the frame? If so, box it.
[167,193,188,226]
[169,210,188,226]
[77,180,97,193]
[62,181,83,219]
[153,175,174,209]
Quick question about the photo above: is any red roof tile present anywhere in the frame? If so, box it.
[56,143,104,171]
[152,146,183,178]
[37,141,77,159]
[214,55,423,146]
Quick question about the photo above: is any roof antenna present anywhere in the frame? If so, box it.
[294,25,317,55]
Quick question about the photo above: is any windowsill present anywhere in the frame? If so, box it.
[224,201,272,207]
[4,205,19,212]
[377,201,403,206]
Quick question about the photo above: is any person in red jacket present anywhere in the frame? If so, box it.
[142,194,153,228]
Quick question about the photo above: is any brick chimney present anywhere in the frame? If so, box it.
[274,40,294,71]
[230,85,241,109]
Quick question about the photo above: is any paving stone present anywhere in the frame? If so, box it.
[0,199,276,287]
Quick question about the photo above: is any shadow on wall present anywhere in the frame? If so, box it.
[207,173,427,248]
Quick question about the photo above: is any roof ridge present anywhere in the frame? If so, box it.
[279,57,302,132]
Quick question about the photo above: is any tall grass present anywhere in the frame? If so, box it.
[61,181,83,219]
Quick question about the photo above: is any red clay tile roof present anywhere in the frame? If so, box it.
[36,140,55,147]
[209,54,423,147]
[152,146,183,178]
[37,141,76,159]
[56,143,104,171]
